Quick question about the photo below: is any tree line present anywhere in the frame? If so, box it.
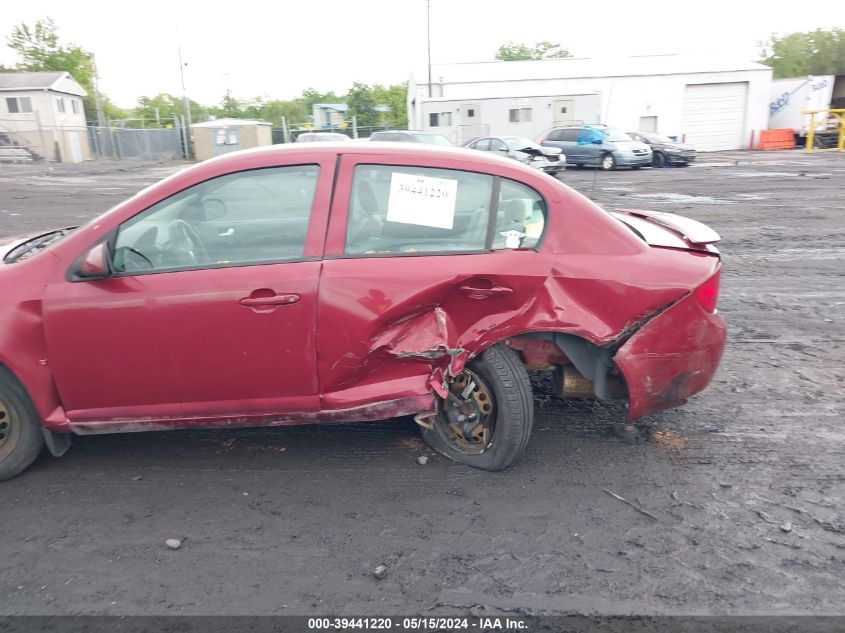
[3,18,844,129]
[2,18,407,129]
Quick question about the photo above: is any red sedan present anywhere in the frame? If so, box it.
[0,144,726,479]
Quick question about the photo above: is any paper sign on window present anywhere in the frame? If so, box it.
[386,173,458,230]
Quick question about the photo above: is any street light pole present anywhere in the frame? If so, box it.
[177,37,194,160]
[427,0,432,98]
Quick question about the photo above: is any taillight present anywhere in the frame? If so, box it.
[693,269,721,313]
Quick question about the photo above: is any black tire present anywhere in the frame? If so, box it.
[421,344,533,471]
[0,368,44,481]
[600,153,616,171]
[652,152,666,168]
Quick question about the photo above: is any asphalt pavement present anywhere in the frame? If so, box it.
[0,150,843,617]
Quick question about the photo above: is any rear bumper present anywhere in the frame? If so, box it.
[613,292,726,420]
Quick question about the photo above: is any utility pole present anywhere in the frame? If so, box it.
[92,55,107,128]
[177,35,194,159]
[427,0,432,98]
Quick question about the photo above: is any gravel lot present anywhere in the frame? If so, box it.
[0,151,843,617]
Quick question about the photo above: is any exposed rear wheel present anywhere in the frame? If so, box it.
[0,369,44,481]
[421,344,533,471]
[652,152,666,168]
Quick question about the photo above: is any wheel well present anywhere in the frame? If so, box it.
[504,332,625,401]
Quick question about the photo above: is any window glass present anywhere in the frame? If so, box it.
[475,138,491,151]
[6,97,19,114]
[345,165,493,256]
[545,129,563,141]
[20,97,32,113]
[113,165,319,273]
[560,129,581,142]
[493,179,547,250]
[56,98,65,113]
[508,108,532,123]
[429,113,439,127]
[489,139,506,152]
[71,99,80,114]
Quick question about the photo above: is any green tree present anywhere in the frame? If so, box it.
[346,81,380,126]
[7,18,103,118]
[132,93,208,127]
[298,88,343,111]
[495,41,571,61]
[240,97,308,127]
[760,28,845,78]
[371,83,407,127]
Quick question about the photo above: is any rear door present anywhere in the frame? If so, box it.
[315,153,552,409]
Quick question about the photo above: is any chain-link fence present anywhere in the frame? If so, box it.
[88,126,185,161]
[272,124,408,144]
[0,116,48,163]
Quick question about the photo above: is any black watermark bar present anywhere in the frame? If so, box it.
[0,616,844,633]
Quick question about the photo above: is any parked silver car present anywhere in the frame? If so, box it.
[295,132,351,143]
[368,130,453,145]
[465,136,566,175]
[540,125,651,170]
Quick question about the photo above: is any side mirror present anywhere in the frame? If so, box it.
[76,242,110,279]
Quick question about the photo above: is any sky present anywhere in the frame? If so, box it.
[0,0,842,109]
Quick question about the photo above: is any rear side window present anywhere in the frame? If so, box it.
[493,179,547,250]
[560,129,581,142]
[546,129,563,141]
[345,165,493,255]
[474,138,491,151]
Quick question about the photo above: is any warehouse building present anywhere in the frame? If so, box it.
[408,55,773,151]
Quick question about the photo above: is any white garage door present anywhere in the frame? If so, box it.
[682,83,748,151]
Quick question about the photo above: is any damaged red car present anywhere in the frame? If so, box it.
[0,143,726,480]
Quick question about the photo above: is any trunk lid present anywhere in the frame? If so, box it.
[610,209,720,254]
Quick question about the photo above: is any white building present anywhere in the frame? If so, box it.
[0,71,91,162]
[408,55,773,151]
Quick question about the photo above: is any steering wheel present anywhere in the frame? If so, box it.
[166,219,209,266]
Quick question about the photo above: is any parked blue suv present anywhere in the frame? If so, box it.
[540,125,652,170]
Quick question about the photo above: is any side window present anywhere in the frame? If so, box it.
[493,179,547,250]
[560,129,581,142]
[489,139,507,152]
[112,165,319,273]
[474,138,491,151]
[345,165,493,256]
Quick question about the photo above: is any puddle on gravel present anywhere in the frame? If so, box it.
[629,193,733,204]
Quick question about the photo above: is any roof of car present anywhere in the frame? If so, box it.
[198,141,541,176]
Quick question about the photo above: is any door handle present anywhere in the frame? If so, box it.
[458,284,513,299]
[239,294,300,307]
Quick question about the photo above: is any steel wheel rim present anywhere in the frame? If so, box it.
[602,156,614,169]
[434,368,497,455]
[0,398,19,461]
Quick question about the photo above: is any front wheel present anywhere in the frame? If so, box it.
[600,153,616,171]
[421,344,533,471]
[0,368,44,481]
[652,152,666,168]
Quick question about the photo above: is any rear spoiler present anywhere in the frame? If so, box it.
[611,209,721,255]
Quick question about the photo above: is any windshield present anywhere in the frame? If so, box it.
[643,133,675,144]
[604,130,634,142]
[503,137,540,151]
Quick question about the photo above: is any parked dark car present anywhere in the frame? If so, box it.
[464,136,566,175]
[0,143,725,479]
[540,125,651,170]
[627,132,696,167]
[369,130,453,145]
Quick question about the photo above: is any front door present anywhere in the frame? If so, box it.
[42,163,329,424]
